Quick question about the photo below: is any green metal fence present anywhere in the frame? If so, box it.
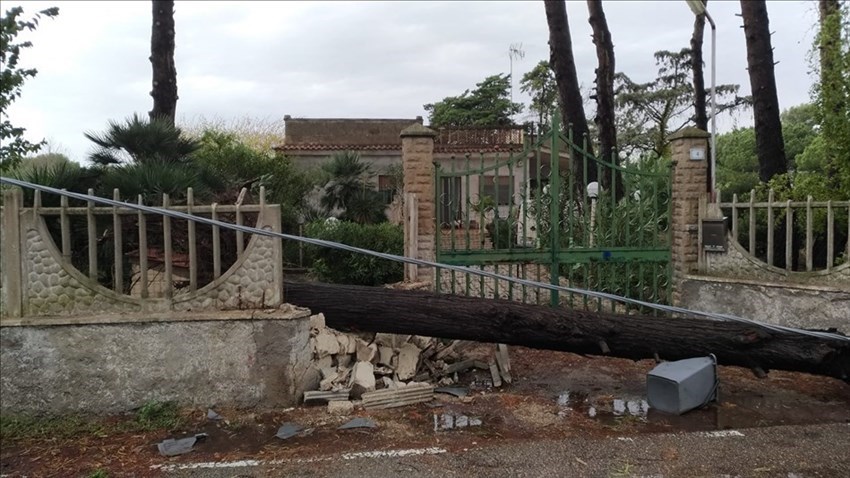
[434,114,672,313]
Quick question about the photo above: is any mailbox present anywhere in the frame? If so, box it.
[702,218,727,252]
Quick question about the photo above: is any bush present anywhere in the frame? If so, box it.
[305,220,404,285]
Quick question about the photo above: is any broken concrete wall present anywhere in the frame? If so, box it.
[679,275,850,333]
[0,307,318,415]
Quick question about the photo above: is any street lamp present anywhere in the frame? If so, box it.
[686,0,717,199]
[587,182,599,247]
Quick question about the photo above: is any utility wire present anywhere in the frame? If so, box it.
[2,176,846,343]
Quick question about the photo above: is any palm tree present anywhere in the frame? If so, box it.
[85,114,204,201]
[320,151,386,224]
[85,114,199,166]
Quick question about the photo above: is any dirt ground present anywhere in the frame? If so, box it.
[2,346,849,477]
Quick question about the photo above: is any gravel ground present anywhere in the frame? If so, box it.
[165,422,850,478]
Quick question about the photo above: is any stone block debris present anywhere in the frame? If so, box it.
[304,313,514,408]
[338,417,377,429]
[157,433,208,457]
[327,400,354,416]
[275,423,303,440]
[362,383,434,410]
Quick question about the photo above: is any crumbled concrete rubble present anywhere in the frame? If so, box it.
[304,313,512,410]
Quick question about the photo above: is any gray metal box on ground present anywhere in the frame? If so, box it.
[646,356,718,415]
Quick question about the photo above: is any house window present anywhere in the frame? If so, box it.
[480,176,512,206]
[440,176,462,225]
[377,175,398,204]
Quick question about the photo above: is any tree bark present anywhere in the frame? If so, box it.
[586,0,621,200]
[691,1,708,132]
[740,0,787,183]
[691,1,710,193]
[544,0,596,191]
[284,281,850,382]
[150,0,177,125]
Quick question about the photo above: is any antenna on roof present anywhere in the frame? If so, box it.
[508,43,525,123]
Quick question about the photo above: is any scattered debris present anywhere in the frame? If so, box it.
[489,361,502,388]
[396,343,421,380]
[157,433,208,457]
[350,361,377,398]
[434,387,469,398]
[328,400,354,416]
[304,390,351,404]
[206,409,223,421]
[433,413,482,431]
[495,344,513,384]
[275,423,303,440]
[338,417,377,430]
[305,314,512,409]
[362,383,434,410]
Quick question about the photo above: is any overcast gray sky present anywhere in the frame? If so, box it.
[6,0,820,163]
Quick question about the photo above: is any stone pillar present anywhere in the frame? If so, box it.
[1,188,23,318]
[669,127,710,305]
[401,124,437,284]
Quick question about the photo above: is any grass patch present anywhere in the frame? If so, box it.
[0,414,108,442]
[1,400,186,443]
[134,400,183,431]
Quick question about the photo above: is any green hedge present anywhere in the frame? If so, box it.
[305,220,404,286]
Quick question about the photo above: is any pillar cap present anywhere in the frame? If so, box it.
[400,123,437,138]
[668,127,710,141]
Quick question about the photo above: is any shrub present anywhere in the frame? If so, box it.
[305,220,404,285]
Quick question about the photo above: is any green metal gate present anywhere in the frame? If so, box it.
[434,114,672,311]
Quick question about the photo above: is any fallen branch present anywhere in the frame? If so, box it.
[283,281,850,382]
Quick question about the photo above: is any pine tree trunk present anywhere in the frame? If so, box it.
[587,0,622,200]
[740,0,787,183]
[691,1,709,193]
[150,0,177,124]
[690,2,708,132]
[284,281,850,382]
[544,0,596,192]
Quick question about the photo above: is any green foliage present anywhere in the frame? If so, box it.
[319,151,386,224]
[305,220,403,285]
[5,153,97,206]
[99,161,209,203]
[716,127,759,198]
[0,414,107,442]
[86,114,200,166]
[135,400,183,431]
[615,49,747,159]
[0,6,58,171]
[811,2,850,197]
[485,217,516,249]
[190,129,314,228]
[717,103,824,200]
[424,74,523,127]
[87,470,109,478]
[520,61,558,128]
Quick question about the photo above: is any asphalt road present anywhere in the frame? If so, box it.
[163,422,850,477]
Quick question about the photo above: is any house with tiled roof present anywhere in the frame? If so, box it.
[274,116,560,225]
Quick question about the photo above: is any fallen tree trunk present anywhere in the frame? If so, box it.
[283,281,850,382]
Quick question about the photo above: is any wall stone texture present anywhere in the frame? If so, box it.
[669,128,710,305]
[704,237,850,288]
[402,125,438,283]
[3,206,282,318]
[680,276,850,333]
[0,308,318,415]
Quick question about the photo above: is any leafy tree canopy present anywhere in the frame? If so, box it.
[424,74,523,128]
[520,61,558,128]
[615,49,748,160]
[0,6,58,172]
[717,103,822,199]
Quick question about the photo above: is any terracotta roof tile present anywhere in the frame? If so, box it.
[274,143,525,154]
